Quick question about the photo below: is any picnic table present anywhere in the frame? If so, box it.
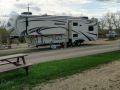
[0,54,32,75]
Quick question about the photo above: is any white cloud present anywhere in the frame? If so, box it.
[32,7,41,11]
[15,3,27,9]
[64,0,92,4]
[1,0,120,20]
[96,0,120,3]
[9,11,18,16]
[97,7,108,10]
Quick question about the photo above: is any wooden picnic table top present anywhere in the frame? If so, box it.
[0,54,28,61]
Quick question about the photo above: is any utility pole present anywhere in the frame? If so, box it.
[27,3,30,12]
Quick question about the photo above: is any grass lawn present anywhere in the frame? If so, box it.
[105,37,120,41]
[0,50,120,90]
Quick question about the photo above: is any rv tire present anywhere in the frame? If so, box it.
[76,41,81,46]
[72,42,76,47]
[60,43,64,48]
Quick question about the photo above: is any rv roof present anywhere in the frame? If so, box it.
[20,15,71,18]
[20,15,89,21]
[20,15,88,19]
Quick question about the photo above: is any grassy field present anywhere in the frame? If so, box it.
[105,37,120,41]
[0,50,120,90]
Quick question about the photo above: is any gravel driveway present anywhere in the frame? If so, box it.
[20,39,120,90]
[33,60,120,90]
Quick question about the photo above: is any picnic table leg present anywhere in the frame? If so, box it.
[17,57,19,63]
[24,67,29,75]
[21,56,26,64]
[21,56,29,75]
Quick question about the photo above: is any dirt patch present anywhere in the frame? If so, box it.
[33,60,120,90]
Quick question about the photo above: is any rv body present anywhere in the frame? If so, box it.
[6,14,98,47]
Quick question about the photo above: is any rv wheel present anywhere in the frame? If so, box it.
[60,43,64,48]
[76,41,81,46]
[72,42,76,47]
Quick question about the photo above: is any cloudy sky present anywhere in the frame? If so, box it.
[0,0,120,19]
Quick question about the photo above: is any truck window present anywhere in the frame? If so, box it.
[73,22,78,26]
[89,26,94,31]
[73,34,78,37]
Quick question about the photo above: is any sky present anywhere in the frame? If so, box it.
[0,0,120,19]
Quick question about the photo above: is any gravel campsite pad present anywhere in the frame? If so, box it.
[33,60,120,90]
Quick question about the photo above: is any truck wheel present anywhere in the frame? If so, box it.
[76,41,81,46]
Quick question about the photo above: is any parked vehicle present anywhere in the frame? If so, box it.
[6,12,98,47]
[106,31,118,38]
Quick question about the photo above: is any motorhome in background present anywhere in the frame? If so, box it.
[6,12,98,47]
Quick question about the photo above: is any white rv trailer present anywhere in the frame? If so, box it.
[6,14,98,47]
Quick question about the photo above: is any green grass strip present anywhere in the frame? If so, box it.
[0,50,120,90]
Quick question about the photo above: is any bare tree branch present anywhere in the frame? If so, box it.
[99,15,107,38]
[0,13,10,45]
[99,16,106,30]
[111,13,120,29]
[105,12,114,31]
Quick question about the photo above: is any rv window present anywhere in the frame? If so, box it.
[73,34,78,37]
[89,26,94,31]
[73,22,78,26]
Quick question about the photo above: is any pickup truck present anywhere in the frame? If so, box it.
[106,31,118,37]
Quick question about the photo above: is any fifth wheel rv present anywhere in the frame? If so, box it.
[6,13,98,47]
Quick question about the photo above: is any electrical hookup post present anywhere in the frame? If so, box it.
[118,41,120,47]
[64,39,67,49]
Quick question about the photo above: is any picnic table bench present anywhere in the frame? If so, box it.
[0,54,32,75]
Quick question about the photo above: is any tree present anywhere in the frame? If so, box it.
[0,28,10,44]
[111,13,120,29]
[0,13,6,28]
[111,13,120,36]
[104,12,115,39]
[91,17,98,21]
[105,12,114,31]
[0,13,10,45]
[99,15,106,38]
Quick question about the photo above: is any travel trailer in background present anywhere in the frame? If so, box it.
[6,12,98,47]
